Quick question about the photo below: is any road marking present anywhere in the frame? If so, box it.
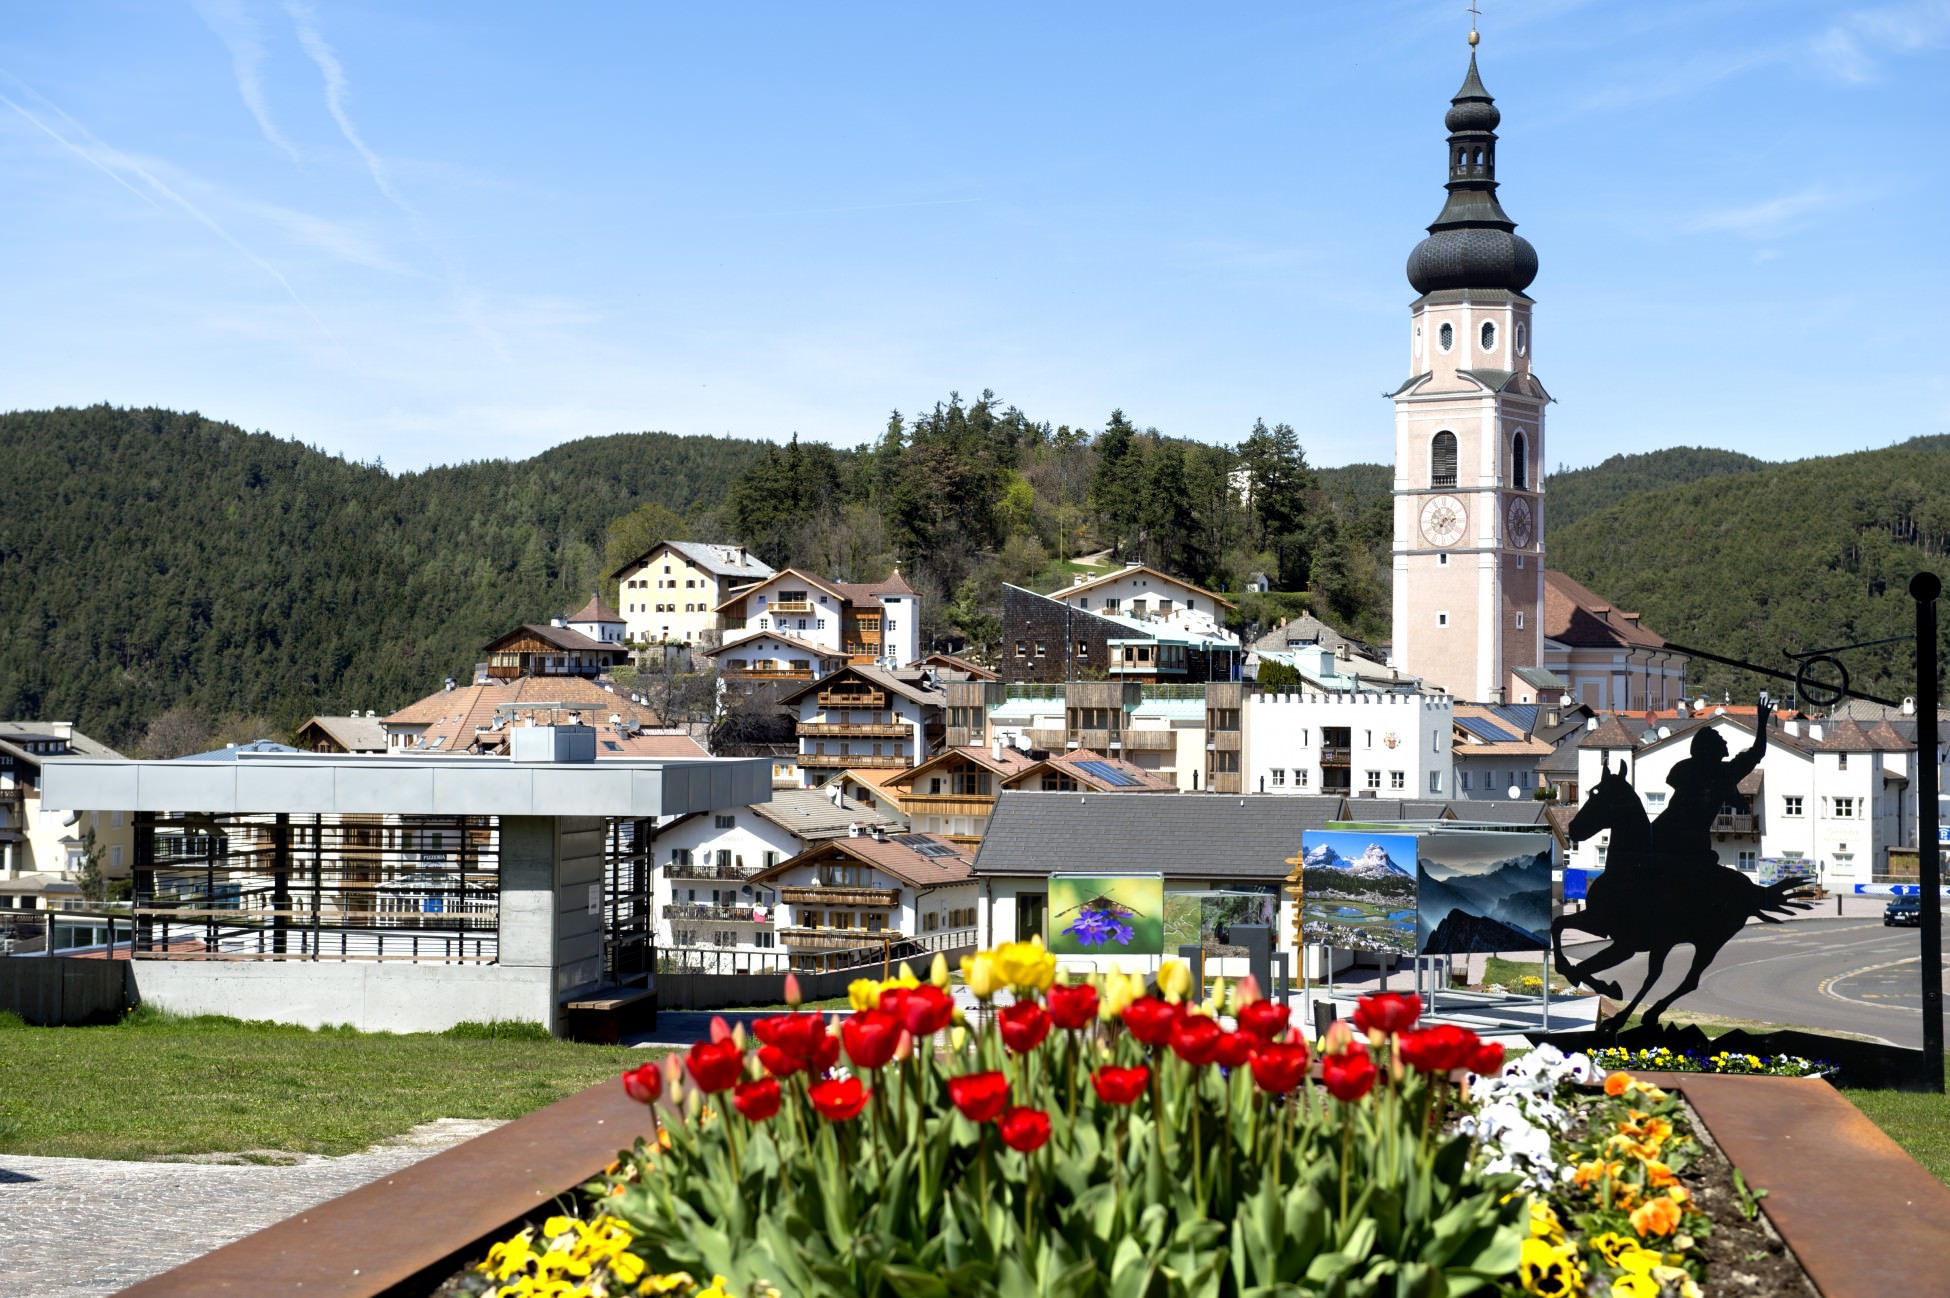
[1818,957,1922,1014]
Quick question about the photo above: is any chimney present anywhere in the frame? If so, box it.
[848,821,865,837]
[830,784,845,807]
[993,736,1004,762]
[1785,718,1800,737]
[870,825,888,842]
[1809,723,1825,742]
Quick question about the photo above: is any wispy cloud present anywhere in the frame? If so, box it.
[0,74,323,328]
[1579,44,1782,112]
[1688,187,1840,238]
[243,200,415,274]
[193,0,300,162]
[1812,1,1950,83]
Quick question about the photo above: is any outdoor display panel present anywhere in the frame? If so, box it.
[1298,830,1418,956]
[1046,874,1165,956]
[1161,887,1280,957]
[1415,829,1551,955]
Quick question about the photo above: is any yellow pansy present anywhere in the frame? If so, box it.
[1529,1198,1566,1242]
[1608,1275,1658,1298]
[1518,1236,1584,1297]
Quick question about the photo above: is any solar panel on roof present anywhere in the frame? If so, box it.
[1456,716,1520,744]
[1075,759,1141,787]
[1490,704,1538,733]
[893,833,961,857]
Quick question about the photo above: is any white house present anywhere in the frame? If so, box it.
[654,786,903,956]
[1568,709,1931,891]
[1049,563,1239,644]
[0,722,130,932]
[749,827,978,972]
[699,630,847,684]
[782,664,944,786]
[1450,702,1559,801]
[1242,689,1455,801]
[716,568,921,669]
[565,593,627,646]
[613,541,775,648]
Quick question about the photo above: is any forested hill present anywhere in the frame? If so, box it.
[0,407,770,744]
[1544,447,1768,532]
[1548,435,1950,702]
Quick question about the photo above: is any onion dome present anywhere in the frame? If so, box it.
[1406,52,1537,296]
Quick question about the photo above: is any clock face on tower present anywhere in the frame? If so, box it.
[1419,494,1467,548]
[1506,497,1534,549]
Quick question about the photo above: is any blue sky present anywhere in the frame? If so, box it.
[2,2,1945,472]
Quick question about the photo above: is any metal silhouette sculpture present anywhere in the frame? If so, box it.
[1553,704,1816,1033]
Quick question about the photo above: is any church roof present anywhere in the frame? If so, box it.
[1406,49,1538,297]
[1543,570,1669,651]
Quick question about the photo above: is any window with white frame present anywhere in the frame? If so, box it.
[1390,771,1406,789]
[1832,797,1856,818]
[1270,768,1285,787]
[1428,771,1442,793]
[1365,770,1382,789]
[1783,795,1803,817]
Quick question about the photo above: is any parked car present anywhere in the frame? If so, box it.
[1884,896,1922,927]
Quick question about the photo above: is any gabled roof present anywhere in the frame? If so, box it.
[975,791,1344,878]
[835,570,915,604]
[750,832,975,889]
[923,652,999,682]
[384,677,664,753]
[594,732,710,759]
[569,594,623,625]
[750,787,902,842]
[297,715,389,752]
[1543,570,1669,651]
[1008,749,1176,793]
[888,743,1040,788]
[0,723,121,763]
[483,623,622,655]
[700,629,842,659]
[1050,564,1237,611]
[610,539,775,583]
[779,663,946,708]
[1334,799,1456,822]
[714,567,850,613]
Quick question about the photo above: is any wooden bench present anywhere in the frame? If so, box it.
[561,985,656,1043]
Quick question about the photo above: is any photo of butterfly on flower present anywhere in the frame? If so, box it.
[1044,873,1165,956]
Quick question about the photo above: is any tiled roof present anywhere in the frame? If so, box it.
[298,715,389,752]
[594,732,709,759]
[1030,749,1176,792]
[714,568,850,613]
[1543,570,1668,651]
[974,791,1343,878]
[1051,564,1237,610]
[611,539,775,583]
[0,723,121,761]
[835,570,916,604]
[701,629,838,659]
[1335,799,1455,822]
[749,787,902,841]
[892,744,1040,786]
[384,677,664,752]
[924,652,999,681]
[569,594,623,625]
[484,622,619,654]
[751,832,974,889]
[779,664,945,708]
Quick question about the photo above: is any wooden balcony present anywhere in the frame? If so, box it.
[779,927,904,950]
[771,599,814,614]
[1320,746,1352,765]
[722,668,816,680]
[663,902,761,923]
[664,862,758,882]
[1120,729,1176,751]
[779,885,900,907]
[1712,813,1759,834]
[798,753,908,769]
[817,689,886,709]
[797,722,911,738]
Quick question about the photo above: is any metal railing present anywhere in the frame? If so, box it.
[663,902,761,923]
[665,862,759,881]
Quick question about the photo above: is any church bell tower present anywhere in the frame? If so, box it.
[1390,32,1547,704]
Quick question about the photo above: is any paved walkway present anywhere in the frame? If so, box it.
[0,1118,502,1298]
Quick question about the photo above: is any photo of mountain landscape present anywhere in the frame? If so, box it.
[1298,831,1418,956]
[1415,830,1552,955]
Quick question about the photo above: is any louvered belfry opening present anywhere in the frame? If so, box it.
[1431,431,1459,488]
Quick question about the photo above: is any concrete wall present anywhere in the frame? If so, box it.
[656,940,979,1011]
[0,956,132,1025]
[127,959,554,1033]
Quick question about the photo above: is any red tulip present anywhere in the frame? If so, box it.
[620,1062,663,1106]
[841,1009,901,1071]
[1237,999,1291,1042]
[1352,991,1422,1038]
[998,1001,1052,1055]
[753,1011,838,1077]
[684,1038,742,1093]
[1467,1040,1506,1078]
[1321,1046,1378,1102]
[1168,1013,1223,1066]
[1398,1024,1481,1075]
[1091,1064,1150,1105]
[1214,1030,1257,1069]
[947,1070,1011,1123]
[808,1075,870,1121]
[1046,982,1099,1030]
[1121,996,1180,1047]
[1249,1040,1312,1094]
[997,1105,1052,1152]
[732,1076,781,1122]
[881,984,955,1037]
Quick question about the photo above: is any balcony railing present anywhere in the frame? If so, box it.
[798,753,907,769]
[770,599,814,614]
[816,689,886,709]
[663,902,761,923]
[797,722,911,738]
[1320,746,1352,764]
[780,926,904,950]
[664,861,761,881]
[1711,814,1759,834]
[778,885,901,907]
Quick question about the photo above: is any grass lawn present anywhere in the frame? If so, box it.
[0,1009,656,1161]
[1478,954,1574,994]
[1838,1081,1950,1185]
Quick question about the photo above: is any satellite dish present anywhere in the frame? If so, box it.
[1507,785,1522,800]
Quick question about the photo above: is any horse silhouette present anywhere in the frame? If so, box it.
[1554,759,1815,1032]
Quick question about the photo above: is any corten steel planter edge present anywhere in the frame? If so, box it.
[1640,1072,1950,1298]
[110,1076,660,1298]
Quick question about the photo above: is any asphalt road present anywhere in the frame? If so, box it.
[1563,915,1950,1047]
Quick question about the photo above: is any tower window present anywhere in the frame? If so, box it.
[1436,612,1449,627]
[1512,431,1529,489]
[1480,321,1496,351]
[1431,431,1458,488]
[1438,322,1454,351]
[1515,322,1528,356]
[1516,612,1526,630]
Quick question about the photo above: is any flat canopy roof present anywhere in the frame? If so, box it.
[39,753,771,819]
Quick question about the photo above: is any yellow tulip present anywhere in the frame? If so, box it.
[991,939,1056,993]
[962,951,999,999]
[1158,958,1193,1004]
[1210,976,1228,1013]
[1098,971,1137,1020]
[950,1024,969,1053]
[929,952,951,987]
[897,960,917,984]
[848,978,882,1012]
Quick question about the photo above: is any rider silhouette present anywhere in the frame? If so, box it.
[1648,701,1771,869]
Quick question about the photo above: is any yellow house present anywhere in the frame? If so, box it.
[611,541,776,648]
[0,722,132,925]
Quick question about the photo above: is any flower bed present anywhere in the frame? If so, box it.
[445,942,1811,1298]
[1587,1045,1830,1078]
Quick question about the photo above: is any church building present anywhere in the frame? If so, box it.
[1388,37,1548,705]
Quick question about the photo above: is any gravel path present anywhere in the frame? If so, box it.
[0,1118,504,1298]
